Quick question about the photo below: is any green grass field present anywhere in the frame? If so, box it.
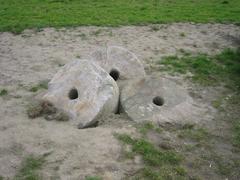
[0,0,240,33]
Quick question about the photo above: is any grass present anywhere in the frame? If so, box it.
[0,0,240,33]
[91,29,102,36]
[149,25,160,32]
[85,176,102,180]
[178,126,209,142]
[78,33,87,40]
[159,48,240,87]
[0,89,8,96]
[29,80,48,92]
[160,48,239,149]
[215,159,232,176]
[134,166,187,180]
[211,98,223,110]
[202,151,240,177]
[14,155,45,180]
[228,93,240,149]
[179,32,186,37]
[115,132,185,179]
[138,122,162,135]
[233,120,240,148]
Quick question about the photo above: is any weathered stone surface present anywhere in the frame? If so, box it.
[90,46,146,82]
[121,77,202,125]
[42,59,119,128]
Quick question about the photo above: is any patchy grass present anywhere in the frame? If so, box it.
[179,32,186,37]
[211,98,223,110]
[178,125,240,177]
[78,33,87,40]
[0,0,240,33]
[130,139,182,166]
[159,54,220,85]
[178,126,209,142]
[233,120,240,148]
[201,151,240,177]
[134,166,187,180]
[215,159,233,176]
[138,122,162,135]
[228,93,240,105]
[85,176,102,180]
[149,25,160,32]
[75,55,81,58]
[29,80,49,92]
[157,49,240,176]
[226,92,240,149]
[178,49,191,56]
[0,89,8,96]
[115,133,185,179]
[91,29,102,36]
[158,48,240,87]
[14,155,46,180]
[175,74,240,178]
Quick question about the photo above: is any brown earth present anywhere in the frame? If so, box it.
[0,23,239,180]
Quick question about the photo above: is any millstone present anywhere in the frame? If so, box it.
[42,59,119,128]
[90,46,146,82]
[121,77,200,125]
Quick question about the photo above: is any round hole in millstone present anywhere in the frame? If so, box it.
[68,88,78,100]
[109,69,120,81]
[152,96,164,106]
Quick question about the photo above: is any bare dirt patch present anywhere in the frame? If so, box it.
[0,23,239,179]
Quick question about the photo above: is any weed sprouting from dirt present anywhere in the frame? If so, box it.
[211,98,224,110]
[179,32,186,37]
[201,150,240,177]
[76,55,81,58]
[178,126,209,142]
[233,120,240,148]
[14,154,46,180]
[29,80,49,92]
[138,122,162,135]
[178,48,191,56]
[27,100,69,121]
[79,33,86,38]
[0,89,8,96]
[91,29,102,36]
[85,176,102,180]
[149,25,160,31]
[134,166,187,180]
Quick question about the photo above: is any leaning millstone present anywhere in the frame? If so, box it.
[121,77,204,125]
[90,46,146,82]
[42,59,119,128]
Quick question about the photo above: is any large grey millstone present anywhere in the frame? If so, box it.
[90,46,146,82]
[121,77,201,125]
[42,60,119,128]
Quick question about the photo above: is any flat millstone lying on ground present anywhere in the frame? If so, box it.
[42,59,119,128]
[90,46,146,82]
[121,77,205,125]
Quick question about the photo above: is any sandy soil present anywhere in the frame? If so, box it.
[0,23,240,179]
